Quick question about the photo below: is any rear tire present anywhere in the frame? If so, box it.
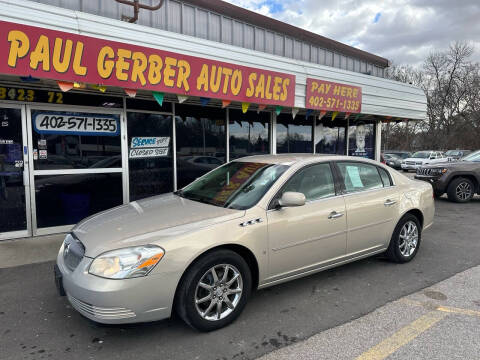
[175,250,251,332]
[386,214,421,263]
[447,177,474,203]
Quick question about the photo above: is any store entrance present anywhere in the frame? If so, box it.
[0,105,30,239]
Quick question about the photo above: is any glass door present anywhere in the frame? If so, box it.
[27,105,125,235]
[0,104,31,240]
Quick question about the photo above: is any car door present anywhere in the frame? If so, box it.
[266,162,347,280]
[335,161,399,256]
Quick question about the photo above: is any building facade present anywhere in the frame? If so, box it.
[0,0,427,240]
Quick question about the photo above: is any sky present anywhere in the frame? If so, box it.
[224,0,480,66]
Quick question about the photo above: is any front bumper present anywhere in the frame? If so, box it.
[414,174,448,193]
[401,163,422,170]
[56,245,178,324]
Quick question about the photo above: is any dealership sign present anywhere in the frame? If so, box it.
[0,20,296,107]
[306,78,362,113]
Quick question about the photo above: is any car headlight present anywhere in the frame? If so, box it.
[89,245,165,279]
[431,168,448,175]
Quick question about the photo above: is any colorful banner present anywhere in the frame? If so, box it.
[0,20,296,107]
[306,78,362,113]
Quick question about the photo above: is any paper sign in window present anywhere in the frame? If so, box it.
[346,166,363,188]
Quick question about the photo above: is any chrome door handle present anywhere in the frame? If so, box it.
[384,199,397,206]
[328,211,344,219]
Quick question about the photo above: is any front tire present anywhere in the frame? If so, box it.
[175,250,252,332]
[386,214,421,263]
[447,177,474,203]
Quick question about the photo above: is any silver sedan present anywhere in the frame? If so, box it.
[55,154,435,331]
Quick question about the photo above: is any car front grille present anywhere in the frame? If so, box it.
[63,234,85,272]
[406,161,416,165]
[67,294,136,320]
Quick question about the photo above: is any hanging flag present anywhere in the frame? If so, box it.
[242,102,250,113]
[331,111,339,121]
[73,82,86,89]
[257,104,267,112]
[292,108,299,119]
[305,109,313,118]
[124,88,137,98]
[221,100,231,108]
[200,97,210,106]
[344,112,351,120]
[275,106,282,115]
[177,95,188,103]
[318,110,327,120]
[93,84,107,93]
[354,113,362,121]
[153,91,164,106]
[57,81,74,92]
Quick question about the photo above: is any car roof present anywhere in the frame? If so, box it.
[233,154,381,166]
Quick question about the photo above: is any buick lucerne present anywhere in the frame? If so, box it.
[55,155,435,331]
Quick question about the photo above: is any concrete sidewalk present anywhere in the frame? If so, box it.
[0,234,65,268]
[258,265,480,360]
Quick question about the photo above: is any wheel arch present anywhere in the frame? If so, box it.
[172,243,260,309]
[401,208,424,228]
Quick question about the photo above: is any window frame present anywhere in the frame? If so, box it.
[333,160,393,195]
[268,161,341,210]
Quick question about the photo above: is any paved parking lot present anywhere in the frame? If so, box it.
[1,195,479,360]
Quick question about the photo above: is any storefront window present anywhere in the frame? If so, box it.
[347,121,376,159]
[276,114,313,153]
[126,98,172,112]
[229,109,270,160]
[315,121,346,155]
[31,110,122,170]
[175,105,226,189]
[0,107,26,233]
[127,113,173,201]
[34,173,123,228]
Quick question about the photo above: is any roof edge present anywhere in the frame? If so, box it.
[182,0,390,68]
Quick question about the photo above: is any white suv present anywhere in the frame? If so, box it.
[401,151,447,172]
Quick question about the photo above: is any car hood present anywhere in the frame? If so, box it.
[72,193,244,257]
[423,161,478,169]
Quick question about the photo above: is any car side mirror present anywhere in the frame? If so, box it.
[278,192,306,208]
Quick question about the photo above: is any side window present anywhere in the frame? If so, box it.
[280,163,336,202]
[337,162,383,193]
[378,167,392,187]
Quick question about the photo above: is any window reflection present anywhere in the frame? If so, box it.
[276,114,313,153]
[175,105,226,189]
[229,109,270,160]
[34,173,123,228]
[348,121,376,159]
[31,111,121,170]
[315,121,346,155]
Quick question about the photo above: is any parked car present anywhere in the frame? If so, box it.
[401,151,446,172]
[383,151,411,160]
[55,154,434,331]
[415,150,480,202]
[383,153,402,169]
[444,150,471,161]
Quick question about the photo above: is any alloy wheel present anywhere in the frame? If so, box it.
[194,264,243,321]
[456,182,472,201]
[399,221,418,257]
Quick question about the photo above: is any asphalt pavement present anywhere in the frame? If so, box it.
[1,196,479,360]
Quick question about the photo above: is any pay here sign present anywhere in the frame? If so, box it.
[306,78,362,113]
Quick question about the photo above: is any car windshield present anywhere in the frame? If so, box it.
[411,152,430,159]
[176,162,289,210]
[445,150,460,156]
[462,150,480,162]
